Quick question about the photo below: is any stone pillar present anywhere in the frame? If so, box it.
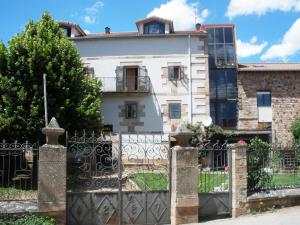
[171,146,198,225]
[38,117,66,225]
[231,143,248,217]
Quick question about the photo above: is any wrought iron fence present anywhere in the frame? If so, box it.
[0,140,39,200]
[66,131,170,192]
[197,141,229,193]
[247,146,300,193]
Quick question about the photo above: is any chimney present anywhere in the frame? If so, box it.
[195,23,201,31]
[105,27,110,34]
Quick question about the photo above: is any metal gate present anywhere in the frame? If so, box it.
[66,131,171,225]
[197,141,231,219]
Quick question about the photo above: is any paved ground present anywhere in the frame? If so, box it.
[189,206,300,225]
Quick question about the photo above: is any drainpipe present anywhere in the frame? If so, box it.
[188,34,193,124]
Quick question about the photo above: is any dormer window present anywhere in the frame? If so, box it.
[143,21,165,34]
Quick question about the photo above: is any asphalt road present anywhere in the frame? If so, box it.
[188,206,300,225]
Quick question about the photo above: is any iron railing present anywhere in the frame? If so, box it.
[66,131,169,191]
[0,140,39,200]
[99,76,151,93]
[197,141,229,193]
[247,146,300,193]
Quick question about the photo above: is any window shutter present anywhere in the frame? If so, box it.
[115,66,124,91]
[138,66,148,91]
[168,66,174,80]
[179,66,184,80]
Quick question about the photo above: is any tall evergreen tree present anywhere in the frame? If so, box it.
[0,13,102,141]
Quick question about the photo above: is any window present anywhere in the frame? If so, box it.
[169,103,181,119]
[206,27,236,68]
[257,91,272,123]
[143,22,165,34]
[62,27,71,37]
[168,66,181,81]
[125,103,138,119]
[209,69,238,128]
[257,92,271,107]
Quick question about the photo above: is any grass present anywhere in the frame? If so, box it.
[129,173,168,191]
[0,187,37,200]
[198,173,228,192]
[130,172,229,192]
[268,173,300,188]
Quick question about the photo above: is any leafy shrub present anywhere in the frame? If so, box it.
[290,118,300,145]
[0,214,55,225]
[247,138,273,192]
[187,122,234,146]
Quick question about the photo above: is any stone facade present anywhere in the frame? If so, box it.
[231,143,248,217]
[238,71,300,145]
[171,146,198,225]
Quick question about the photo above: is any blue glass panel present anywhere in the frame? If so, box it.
[224,28,233,43]
[215,28,224,43]
[144,22,165,34]
[225,44,235,66]
[207,28,215,43]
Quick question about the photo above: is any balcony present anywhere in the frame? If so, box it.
[100,76,151,94]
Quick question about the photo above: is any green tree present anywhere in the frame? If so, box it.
[0,13,102,141]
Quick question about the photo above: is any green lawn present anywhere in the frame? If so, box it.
[129,172,229,192]
[268,173,300,188]
[0,187,37,200]
[198,173,228,192]
[129,173,168,191]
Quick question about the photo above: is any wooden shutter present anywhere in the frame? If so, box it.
[168,66,174,80]
[138,66,148,91]
[115,66,124,91]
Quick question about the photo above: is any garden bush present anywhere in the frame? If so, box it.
[0,214,54,225]
[247,137,273,192]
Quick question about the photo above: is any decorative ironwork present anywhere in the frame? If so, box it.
[0,140,39,200]
[67,132,171,225]
[247,145,300,193]
[197,141,230,193]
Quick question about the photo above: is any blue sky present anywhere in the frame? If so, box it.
[1,0,300,62]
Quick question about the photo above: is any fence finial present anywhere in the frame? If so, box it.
[42,117,65,145]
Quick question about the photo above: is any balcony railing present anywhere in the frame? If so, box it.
[99,76,151,93]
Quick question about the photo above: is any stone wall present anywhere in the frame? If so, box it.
[238,71,300,145]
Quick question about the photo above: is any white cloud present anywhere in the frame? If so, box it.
[85,1,104,15]
[84,16,96,25]
[226,0,300,19]
[83,1,104,25]
[84,29,91,34]
[147,0,209,30]
[236,36,268,58]
[261,18,300,60]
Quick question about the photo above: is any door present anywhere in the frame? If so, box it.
[126,67,138,91]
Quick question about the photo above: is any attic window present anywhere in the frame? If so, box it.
[143,21,165,34]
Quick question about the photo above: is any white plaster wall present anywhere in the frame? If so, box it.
[73,35,209,133]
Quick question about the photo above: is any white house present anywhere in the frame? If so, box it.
[61,17,210,133]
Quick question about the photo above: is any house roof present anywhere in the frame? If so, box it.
[135,16,173,25]
[70,30,207,40]
[58,21,86,36]
[135,16,175,33]
[238,63,300,72]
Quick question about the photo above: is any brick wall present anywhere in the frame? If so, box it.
[238,71,300,145]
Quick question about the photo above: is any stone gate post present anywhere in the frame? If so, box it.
[231,143,248,217]
[38,117,66,224]
[171,146,198,225]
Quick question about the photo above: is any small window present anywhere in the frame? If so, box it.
[144,21,165,34]
[168,66,181,81]
[257,92,271,107]
[169,103,181,119]
[62,27,71,37]
[125,103,138,119]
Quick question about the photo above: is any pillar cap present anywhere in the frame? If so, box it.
[42,117,65,145]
